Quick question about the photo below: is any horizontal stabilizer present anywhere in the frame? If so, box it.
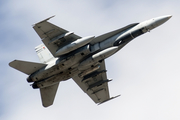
[40,83,59,107]
[9,60,47,75]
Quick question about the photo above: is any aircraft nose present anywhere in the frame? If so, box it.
[154,15,172,27]
[144,15,172,31]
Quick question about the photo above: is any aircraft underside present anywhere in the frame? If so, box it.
[9,15,171,107]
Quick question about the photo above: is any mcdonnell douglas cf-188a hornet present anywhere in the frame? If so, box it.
[9,15,171,107]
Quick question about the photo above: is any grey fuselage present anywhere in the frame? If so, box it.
[29,15,171,89]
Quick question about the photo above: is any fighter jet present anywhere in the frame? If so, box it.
[9,15,171,107]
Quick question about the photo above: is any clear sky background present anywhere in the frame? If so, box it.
[1,0,180,120]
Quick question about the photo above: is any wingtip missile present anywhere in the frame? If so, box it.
[98,95,121,105]
[32,15,55,26]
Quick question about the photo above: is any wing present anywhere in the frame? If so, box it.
[33,16,81,57]
[72,60,112,104]
[40,83,59,107]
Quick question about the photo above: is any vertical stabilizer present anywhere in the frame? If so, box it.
[35,44,54,63]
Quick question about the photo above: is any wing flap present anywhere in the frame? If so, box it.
[40,83,59,107]
[9,60,47,75]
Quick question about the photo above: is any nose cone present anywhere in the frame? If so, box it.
[154,15,172,27]
[143,15,172,31]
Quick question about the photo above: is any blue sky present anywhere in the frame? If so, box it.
[1,0,180,120]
